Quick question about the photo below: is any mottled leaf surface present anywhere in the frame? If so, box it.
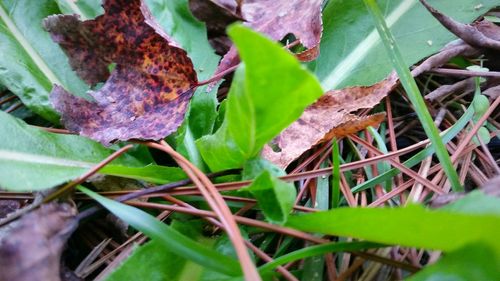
[44,0,197,145]
[263,74,397,168]
[204,0,323,73]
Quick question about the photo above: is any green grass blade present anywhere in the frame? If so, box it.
[352,96,474,193]
[78,187,241,277]
[363,0,462,191]
[259,241,381,274]
[331,139,341,208]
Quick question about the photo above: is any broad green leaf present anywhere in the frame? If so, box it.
[243,171,296,225]
[197,25,323,171]
[79,187,241,277]
[55,0,103,19]
[286,202,500,252]
[0,111,141,191]
[106,220,211,281]
[314,0,499,90]
[0,0,89,122]
[100,164,186,184]
[407,242,500,281]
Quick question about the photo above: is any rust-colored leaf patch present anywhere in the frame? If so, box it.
[263,73,398,168]
[44,0,197,145]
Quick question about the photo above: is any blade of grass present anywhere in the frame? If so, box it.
[352,103,474,193]
[363,0,462,191]
[367,127,392,192]
[331,139,341,208]
[259,242,381,274]
[78,186,241,277]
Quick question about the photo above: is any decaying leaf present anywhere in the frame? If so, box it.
[263,73,398,168]
[0,203,77,281]
[192,0,323,73]
[44,0,197,145]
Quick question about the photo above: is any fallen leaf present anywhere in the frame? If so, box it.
[262,73,398,168]
[0,203,77,281]
[192,0,323,73]
[44,0,197,145]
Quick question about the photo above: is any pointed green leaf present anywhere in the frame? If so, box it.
[197,25,323,171]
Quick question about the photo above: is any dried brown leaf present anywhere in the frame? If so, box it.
[44,0,197,145]
[0,203,77,281]
[195,0,323,74]
[262,73,398,168]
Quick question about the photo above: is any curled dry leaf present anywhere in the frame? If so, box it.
[263,73,398,168]
[191,0,323,73]
[0,203,77,281]
[44,0,197,145]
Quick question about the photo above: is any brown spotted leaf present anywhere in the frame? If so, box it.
[44,0,197,145]
[263,73,398,168]
[198,0,323,73]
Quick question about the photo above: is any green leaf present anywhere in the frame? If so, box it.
[286,203,500,253]
[197,25,323,171]
[258,241,381,275]
[79,186,241,277]
[442,190,500,216]
[243,171,296,225]
[0,0,89,122]
[407,242,500,281]
[0,111,141,191]
[100,164,186,184]
[314,0,499,90]
[106,220,211,281]
[55,0,103,20]
[242,157,285,180]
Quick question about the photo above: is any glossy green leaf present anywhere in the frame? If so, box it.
[0,111,141,191]
[79,187,241,277]
[442,190,500,216]
[197,25,323,171]
[286,201,500,252]
[243,171,296,225]
[314,0,499,90]
[0,0,89,122]
[106,221,211,281]
[407,242,500,281]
